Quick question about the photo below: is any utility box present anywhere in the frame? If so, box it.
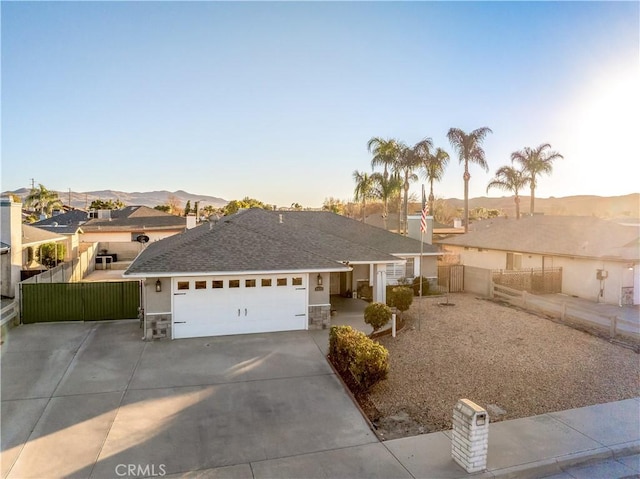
[452,399,489,473]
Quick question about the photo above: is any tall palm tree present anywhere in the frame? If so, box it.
[352,170,375,222]
[25,184,63,218]
[486,165,530,219]
[394,142,423,235]
[447,127,493,232]
[511,143,563,215]
[368,137,402,179]
[371,172,402,230]
[368,137,402,226]
[421,146,450,215]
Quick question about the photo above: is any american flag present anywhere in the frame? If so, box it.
[420,203,429,233]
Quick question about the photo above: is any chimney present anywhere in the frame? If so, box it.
[0,197,23,297]
[186,214,197,229]
[279,214,283,224]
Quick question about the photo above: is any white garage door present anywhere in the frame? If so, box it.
[172,274,307,339]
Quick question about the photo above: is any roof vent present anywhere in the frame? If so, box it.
[279,214,283,224]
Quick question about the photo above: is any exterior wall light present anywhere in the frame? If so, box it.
[155,279,162,292]
[317,273,323,286]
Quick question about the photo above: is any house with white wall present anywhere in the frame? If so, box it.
[437,216,640,306]
[124,208,442,339]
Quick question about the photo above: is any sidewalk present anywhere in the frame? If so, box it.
[382,397,639,479]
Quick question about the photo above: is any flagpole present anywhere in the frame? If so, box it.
[419,227,423,331]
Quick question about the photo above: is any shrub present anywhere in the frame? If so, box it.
[412,276,430,296]
[364,302,392,332]
[328,325,389,391]
[390,286,413,314]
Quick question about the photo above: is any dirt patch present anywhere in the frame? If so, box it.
[358,293,640,441]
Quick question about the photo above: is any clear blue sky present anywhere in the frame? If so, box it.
[2,1,638,208]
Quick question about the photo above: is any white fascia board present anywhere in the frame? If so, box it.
[392,252,444,257]
[124,266,350,278]
[345,260,399,265]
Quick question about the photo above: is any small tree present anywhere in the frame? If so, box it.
[412,276,430,296]
[39,243,66,268]
[364,302,392,333]
[184,200,192,216]
[389,286,413,315]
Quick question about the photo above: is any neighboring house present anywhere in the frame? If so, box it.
[124,208,442,339]
[80,206,189,261]
[21,224,67,267]
[31,209,87,260]
[437,215,640,306]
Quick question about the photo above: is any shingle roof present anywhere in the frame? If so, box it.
[22,225,66,246]
[80,206,186,232]
[125,209,439,275]
[32,209,89,235]
[437,216,640,261]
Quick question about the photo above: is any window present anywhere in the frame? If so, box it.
[506,252,522,270]
[195,281,206,290]
[229,280,240,288]
[261,278,272,287]
[292,277,302,286]
[212,280,223,289]
[177,281,189,290]
[386,263,405,283]
[405,258,415,277]
[277,278,287,286]
[245,279,256,288]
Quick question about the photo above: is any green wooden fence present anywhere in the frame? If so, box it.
[21,281,141,324]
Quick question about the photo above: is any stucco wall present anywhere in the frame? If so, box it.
[444,244,637,305]
[144,278,171,314]
[308,272,330,305]
[464,266,492,297]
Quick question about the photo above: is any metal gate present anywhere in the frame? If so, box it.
[438,265,464,293]
[21,281,141,324]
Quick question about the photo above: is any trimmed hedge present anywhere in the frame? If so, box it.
[329,325,389,392]
[364,302,392,332]
[412,276,430,296]
[389,286,413,313]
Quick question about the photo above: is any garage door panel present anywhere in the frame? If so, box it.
[172,275,307,339]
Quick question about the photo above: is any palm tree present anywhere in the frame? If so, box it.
[25,184,63,218]
[421,146,450,215]
[447,127,493,232]
[371,172,402,230]
[352,170,375,222]
[486,165,530,219]
[511,143,563,215]
[367,137,402,180]
[403,138,434,235]
[393,142,424,235]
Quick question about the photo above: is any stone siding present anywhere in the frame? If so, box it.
[308,305,331,330]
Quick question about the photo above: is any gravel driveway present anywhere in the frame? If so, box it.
[367,293,640,440]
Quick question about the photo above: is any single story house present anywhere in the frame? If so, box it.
[437,215,640,306]
[31,209,87,260]
[124,208,442,339]
[79,206,189,261]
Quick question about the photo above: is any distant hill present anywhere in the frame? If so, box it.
[442,194,639,219]
[3,188,228,210]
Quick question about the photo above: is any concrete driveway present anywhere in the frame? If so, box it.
[1,321,409,479]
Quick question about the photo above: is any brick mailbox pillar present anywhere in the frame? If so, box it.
[452,399,489,473]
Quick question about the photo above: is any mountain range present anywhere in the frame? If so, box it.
[4,188,228,210]
[2,188,638,219]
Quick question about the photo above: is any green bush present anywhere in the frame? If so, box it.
[39,242,66,268]
[412,276,430,296]
[328,325,389,391]
[364,302,392,332]
[390,286,413,313]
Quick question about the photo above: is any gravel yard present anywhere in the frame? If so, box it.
[365,293,640,440]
